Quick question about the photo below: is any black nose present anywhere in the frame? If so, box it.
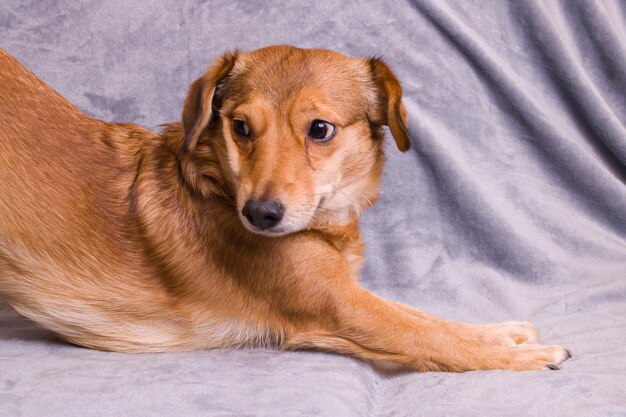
[242,199,285,230]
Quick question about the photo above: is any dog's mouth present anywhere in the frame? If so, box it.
[243,223,291,237]
[238,195,327,237]
[238,213,296,237]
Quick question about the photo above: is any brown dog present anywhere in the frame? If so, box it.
[0,46,570,371]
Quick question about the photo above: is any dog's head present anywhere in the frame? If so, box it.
[181,45,410,236]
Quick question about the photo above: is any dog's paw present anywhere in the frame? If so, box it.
[482,321,541,345]
[456,321,540,346]
[496,343,572,371]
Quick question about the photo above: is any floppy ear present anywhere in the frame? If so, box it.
[182,51,238,152]
[368,58,411,152]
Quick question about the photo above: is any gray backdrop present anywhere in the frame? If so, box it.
[1,1,625,416]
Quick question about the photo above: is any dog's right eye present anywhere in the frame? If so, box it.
[233,120,251,138]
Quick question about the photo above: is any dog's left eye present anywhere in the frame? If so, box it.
[233,120,251,138]
[308,120,336,142]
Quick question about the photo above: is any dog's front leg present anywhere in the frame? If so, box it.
[392,301,546,347]
[283,286,570,372]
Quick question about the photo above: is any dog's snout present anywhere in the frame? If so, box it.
[242,199,285,230]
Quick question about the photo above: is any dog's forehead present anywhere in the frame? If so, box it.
[226,46,372,109]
